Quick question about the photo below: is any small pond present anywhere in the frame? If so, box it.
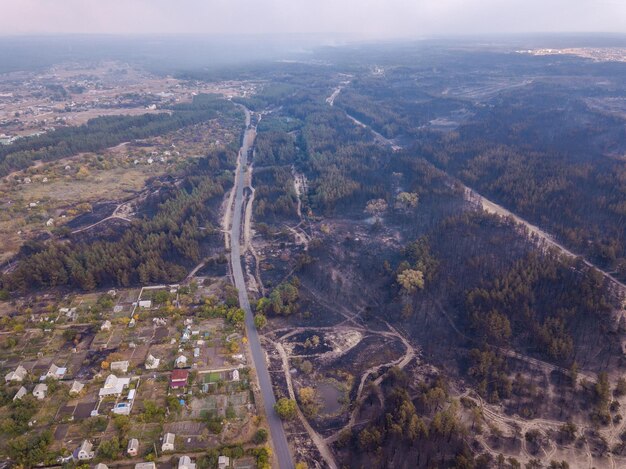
[318,382,343,415]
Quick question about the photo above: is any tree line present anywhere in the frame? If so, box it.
[1,148,237,292]
[0,93,241,176]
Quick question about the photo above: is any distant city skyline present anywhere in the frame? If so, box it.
[0,0,625,38]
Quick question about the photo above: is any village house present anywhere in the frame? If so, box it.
[139,300,152,309]
[101,320,112,331]
[127,438,139,457]
[13,386,27,401]
[44,363,67,380]
[170,369,189,389]
[232,369,240,382]
[145,354,160,370]
[74,440,94,460]
[178,455,196,469]
[99,374,131,397]
[69,380,84,395]
[175,355,188,368]
[161,432,175,452]
[110,360,129,373]
[33,383,48,400]
[218,455,230,469]
[5,365,27,383]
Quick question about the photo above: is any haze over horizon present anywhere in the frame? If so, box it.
[1,0,625,39]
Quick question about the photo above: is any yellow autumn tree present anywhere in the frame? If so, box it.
[397,269,425,293]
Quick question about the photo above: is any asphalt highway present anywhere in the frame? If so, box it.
[229,109,293,469]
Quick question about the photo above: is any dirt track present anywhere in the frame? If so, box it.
[465,187,626,297]
[322,82,626,467]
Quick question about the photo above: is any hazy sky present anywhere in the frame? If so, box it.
[0,0,624,38]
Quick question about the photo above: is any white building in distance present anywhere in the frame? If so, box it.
[178,455,196,469]
[145,354,160,370]
[218,455,230,469]
[13,386,27,401]
[99,374,130,398]
[69,381,84,395]
[110,361,129,374]
[44,363,67,380]
[5,365,27,383]
[161,432,175,452]
[75,440,94,461]
[33,383,48,400]
[127,438,139,457]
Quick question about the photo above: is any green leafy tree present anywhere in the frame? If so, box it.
[154,290,171,305]
[97,293,115,309]
[226,308,245,328]
[113,415,130,438]
[256,297,270,314]
[274,398,297,420]
[98,436,122,460]
[269,290,284,314]
[395,192,419,210]
[253,428,268,444]
[7,430,53,467]
[254,314,267,329]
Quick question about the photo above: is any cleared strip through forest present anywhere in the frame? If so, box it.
[327,86,626,300]
[464,187,626,296]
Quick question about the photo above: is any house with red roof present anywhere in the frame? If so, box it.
[170,369,189,389]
